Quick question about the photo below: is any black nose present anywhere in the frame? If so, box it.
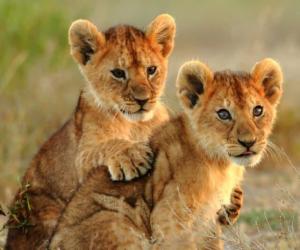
[238,139,256,148]
[134,98,149,107]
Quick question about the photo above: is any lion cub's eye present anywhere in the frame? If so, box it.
[111,68,126,80]
[217,109,232,120]
[147,66,157,76]
[253,105,263,117]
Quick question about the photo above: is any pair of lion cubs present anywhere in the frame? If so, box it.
[6,14,283,250]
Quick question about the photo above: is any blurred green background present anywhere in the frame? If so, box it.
[0,0,299,248]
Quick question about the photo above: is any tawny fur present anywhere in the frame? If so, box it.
[5,14,176,250]
[49,58,283,250]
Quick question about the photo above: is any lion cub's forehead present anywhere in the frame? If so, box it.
[105,25,156,67]
[212,70,261,107]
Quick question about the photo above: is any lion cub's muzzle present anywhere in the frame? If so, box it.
[227,138,266,167]
[119,96,156,121]
[236,139,257,157]
[134,97,149,109]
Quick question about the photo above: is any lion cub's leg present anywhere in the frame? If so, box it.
[217,186,243,226]
[77,139,154,182]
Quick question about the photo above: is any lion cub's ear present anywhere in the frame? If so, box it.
[69,19,105,65]
[251,58,283,106]
[176,61,213,110]
[146,14,176,57]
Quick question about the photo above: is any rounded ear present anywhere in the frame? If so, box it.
[146,14,176,57]
[251,58,283,106]
[68,19,105,65]
[176,60,213,110]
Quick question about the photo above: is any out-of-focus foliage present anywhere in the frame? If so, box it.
[0,1,70,90]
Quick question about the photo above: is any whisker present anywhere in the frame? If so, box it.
[267,141,299,177]
[264,146,276,163]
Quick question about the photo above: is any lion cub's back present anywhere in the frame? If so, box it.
[50,167,152,249]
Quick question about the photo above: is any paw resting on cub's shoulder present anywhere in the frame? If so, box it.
[69,14,176,182]
[106,142,154,181]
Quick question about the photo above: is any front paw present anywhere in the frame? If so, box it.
[107,142,154,181]
[217,187,243,226]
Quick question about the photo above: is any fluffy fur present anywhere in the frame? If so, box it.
[49,58,283,249]
[5,14,175,250]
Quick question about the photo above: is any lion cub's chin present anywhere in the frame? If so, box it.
[230,153,262,168]
[121,110,154,122]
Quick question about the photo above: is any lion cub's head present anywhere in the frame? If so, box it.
[177,59,283,167]
[68,14,175,121]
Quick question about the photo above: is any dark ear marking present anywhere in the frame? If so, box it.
[187,74,204,95]
[76,33,95,65]
[187,93,199,108]
[69,19,105,65]
[80,43,94,65]
[251,58,283,106]
[176,60,213,110]
[262,69,277,98]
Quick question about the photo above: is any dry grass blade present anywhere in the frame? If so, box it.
[2,183,34,233]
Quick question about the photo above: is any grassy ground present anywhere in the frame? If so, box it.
[0,0,299,249]
[223,167,300,249]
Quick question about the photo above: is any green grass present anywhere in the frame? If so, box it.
[0,183,34,232]
[0,0,89,202]
[239,209,298,231]
[0,0,93,92]
[0,1,68,90]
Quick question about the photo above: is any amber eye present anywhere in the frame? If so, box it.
[253,105,263,117]
[217,109,232,120]
[147,66,157,76]
[111,68,126,80]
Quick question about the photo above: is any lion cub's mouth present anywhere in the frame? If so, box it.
[235,151,257,158]
[120,108,148,115]
[119,108,153,122]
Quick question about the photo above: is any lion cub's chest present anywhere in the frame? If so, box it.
[174,162,244,224]
[198,164,244,221]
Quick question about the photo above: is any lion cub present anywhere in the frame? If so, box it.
[5,14,175,249]
[50,58,283,249]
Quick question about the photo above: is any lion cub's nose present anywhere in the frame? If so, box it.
[134,98,149,108]
[238,139,256,149]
